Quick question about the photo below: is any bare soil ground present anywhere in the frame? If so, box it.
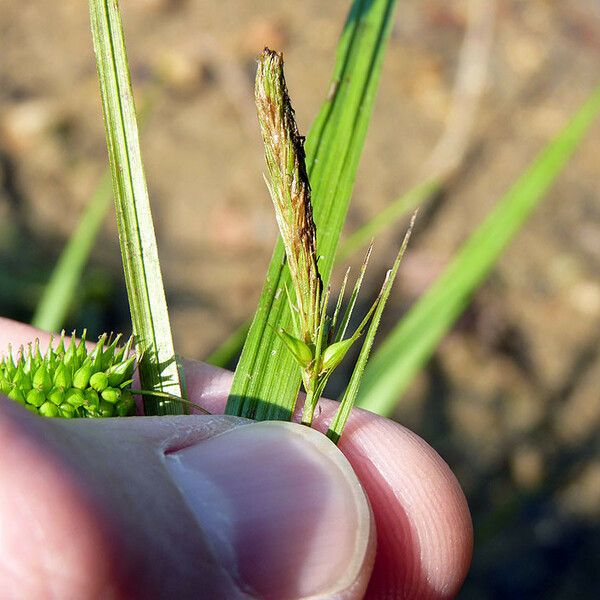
[2,1,600,596]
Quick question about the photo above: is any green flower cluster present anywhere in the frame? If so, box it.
[0,332,137,418]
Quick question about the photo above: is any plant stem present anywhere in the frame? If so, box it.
[301,387,318,426]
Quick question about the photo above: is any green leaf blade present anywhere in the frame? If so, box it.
[88,0,184,415]
[31,174,112,332]
[357,85,600,416]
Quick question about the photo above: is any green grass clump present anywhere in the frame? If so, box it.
[1,332,136,418]
[24,0,598,437]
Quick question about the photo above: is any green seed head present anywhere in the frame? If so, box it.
[1,331,144,418]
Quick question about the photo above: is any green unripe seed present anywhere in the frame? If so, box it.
[12,369,32,393]
[0,377,11,395]
[32,342,43,368]
[59,403,76,418]
[90,372,109,393]
[8,386,26,405]
[320,338,355,373]
[3,352,16,378]
[84,388,100,409]
[63,337,77,369]
[73,363,93,390]
[101,334,122,370]
[107,356,136,387]
[39,402,60,418]
[33,365,53,393]
[47,387,65,406]
[101,387,121,404]
[24,404,39,414]
[26,388,46,407]
[99,400,115,417]
[55,333,66,356]
[75,334,88,365]
[53,363,72,390]
[65,388,85,407]
[278,329,314,368]
[88,335,106,371]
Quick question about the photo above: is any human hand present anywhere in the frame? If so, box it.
[0,318,472,599]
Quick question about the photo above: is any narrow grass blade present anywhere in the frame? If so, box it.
[31,174,112,332]
[358,86,600,416]
[328,214,416,442]
[32,99,154,333]
[88,0,184,415]
[330,267,351,340]
[227,0,398,421]
[205,322,250,368]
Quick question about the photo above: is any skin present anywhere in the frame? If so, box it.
[0,318,472,599]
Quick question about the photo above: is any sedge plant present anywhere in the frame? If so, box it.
[3,0,411,443]
[5,0,599,441]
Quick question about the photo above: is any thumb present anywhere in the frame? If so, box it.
[166,420,375,599]
[0,402,374,599]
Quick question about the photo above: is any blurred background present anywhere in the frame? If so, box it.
[1,0,600,597]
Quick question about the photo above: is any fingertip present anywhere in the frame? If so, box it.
[317,407,473,599]
[180,357,473,597]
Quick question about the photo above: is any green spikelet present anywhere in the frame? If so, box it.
[0,332,140,419]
